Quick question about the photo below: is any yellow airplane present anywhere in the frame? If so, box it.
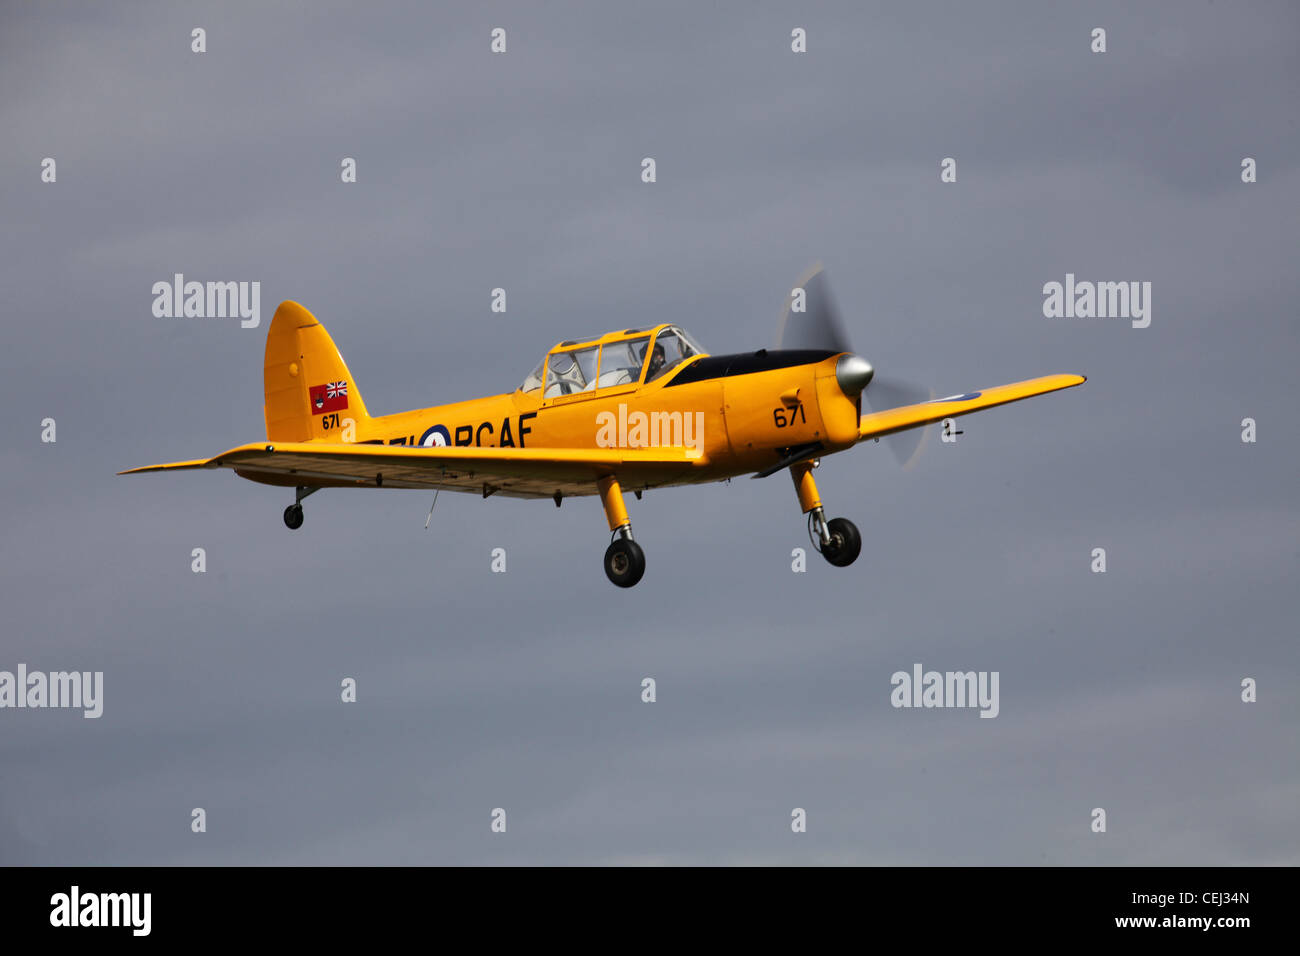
[122,268,1085,587]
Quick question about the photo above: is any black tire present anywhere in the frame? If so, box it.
[283,503,304,530]
[821,517,861,567]
[604,538,646,588]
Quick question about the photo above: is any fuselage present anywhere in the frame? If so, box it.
[335,349,862,493]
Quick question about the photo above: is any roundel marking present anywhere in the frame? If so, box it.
[420,425,451,447]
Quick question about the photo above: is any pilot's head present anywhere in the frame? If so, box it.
[647,343,666,376]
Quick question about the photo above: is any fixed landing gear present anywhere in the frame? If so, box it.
[811,513,861,567]
[598,476,646,587]
[283,486,317,530]
[604,536,646,588]
[791,460,861,568]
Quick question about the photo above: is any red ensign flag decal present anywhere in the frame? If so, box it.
[309,381,348,415]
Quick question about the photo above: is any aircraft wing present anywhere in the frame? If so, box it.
[119,442,705,499]
[858,374,1085,443]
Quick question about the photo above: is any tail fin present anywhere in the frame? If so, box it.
[263,301,370,442]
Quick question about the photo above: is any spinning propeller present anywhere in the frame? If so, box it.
[777,264,933,467]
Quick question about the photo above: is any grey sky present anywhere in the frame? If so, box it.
[1,1,1296,864]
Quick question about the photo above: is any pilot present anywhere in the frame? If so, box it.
[645,342,666,379]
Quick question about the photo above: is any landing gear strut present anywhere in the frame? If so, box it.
[790,461,861,568]
[283,486,318,530]
[599,475,645,587]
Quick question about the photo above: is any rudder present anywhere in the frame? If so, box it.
[264,301,370,442]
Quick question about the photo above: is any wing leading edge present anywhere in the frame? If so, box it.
[858,373,1085,443]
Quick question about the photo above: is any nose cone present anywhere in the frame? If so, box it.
[835,353,874,395]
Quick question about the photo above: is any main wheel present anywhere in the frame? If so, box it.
[821,517,861,567]
[604,538,646,588]
[283,503,304,530]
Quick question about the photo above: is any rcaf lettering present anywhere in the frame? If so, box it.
[388,414,538,449]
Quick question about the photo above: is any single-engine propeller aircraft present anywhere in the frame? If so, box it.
[122,267,1085,587]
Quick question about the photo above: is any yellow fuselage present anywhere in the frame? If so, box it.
[343,351,859,493]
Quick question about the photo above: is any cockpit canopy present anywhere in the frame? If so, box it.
[519,325,705,396]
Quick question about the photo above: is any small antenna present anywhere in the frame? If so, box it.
[424,488,440,529]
